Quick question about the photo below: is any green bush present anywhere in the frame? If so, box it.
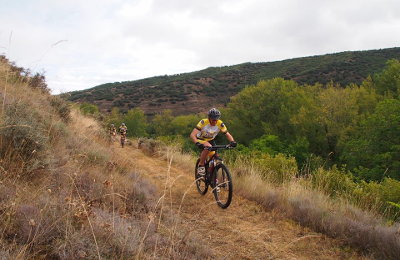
[249,135,284,155]
[79,103,99,115]
[1,103,50,173]
[360,178,400,220]
[311,166,356,198]
[310,166,400,220]
[253,153,298,184]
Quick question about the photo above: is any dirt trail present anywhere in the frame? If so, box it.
[117,141,367,260]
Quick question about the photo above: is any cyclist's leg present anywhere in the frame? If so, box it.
[198,140,211,166]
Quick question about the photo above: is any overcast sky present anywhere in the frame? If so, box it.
[1,0,399,94]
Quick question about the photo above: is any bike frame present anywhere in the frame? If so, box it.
[203,145,231,183]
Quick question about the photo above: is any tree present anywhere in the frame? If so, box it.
[150,110,174,136]
[315,83,360,160]
[170,114,200,136]
[224,78,302,145]
[341,99,400,181]
[373,59,400,98]
[249,135,284,155]
[80,103,99,115]
[122,108,147,137]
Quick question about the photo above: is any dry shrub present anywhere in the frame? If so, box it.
[286,188,400,259]
[237,172,282,212]
[156,144,195,170]
[0,239,14,259]
[245,177,400,259]
[13,205,42,244]
[0,183,16,204]
[0,55,49,94]
[0,59,71,177]
[138,136,196,172]
[49,96,71,123]
[72,171,102,200]
[138,138,161,156]
[127,172,157,209]
[10,200,64,252]
[90,208,143,257]
[0,250,11,259]
[60,113,111,167]
[1,102,51,174]
[52,229,99,259]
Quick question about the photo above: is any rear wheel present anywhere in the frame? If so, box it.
[120,136,125,148]
[195,159,208,195]
[212,164,233,209]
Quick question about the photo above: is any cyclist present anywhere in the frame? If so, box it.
[109,123,117,142]
[119,123,128,147]
[119,123,128,135]
[190,108,237,177]
[109,124,116,135]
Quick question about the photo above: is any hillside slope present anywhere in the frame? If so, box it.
[0,57,210,259]
[66,47,400,115]
[0,55,380,259]
[118,140,369,259]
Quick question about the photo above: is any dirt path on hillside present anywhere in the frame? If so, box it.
[116,141,367,260]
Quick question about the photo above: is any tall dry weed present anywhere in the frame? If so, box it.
[148,139,400,259]
[235,168,400,259]
[0,57,210,258]
[0,59,69,177]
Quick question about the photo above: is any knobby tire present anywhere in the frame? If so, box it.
[195,159,208,195]
[212,163,233,209]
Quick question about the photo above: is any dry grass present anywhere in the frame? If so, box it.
[0,113,207,258]
[0,58,211,259]
[232,164,400,259]
[142,139,400,259]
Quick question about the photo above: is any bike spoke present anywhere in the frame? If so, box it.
[213,165,232,208]
[195,159,208,195]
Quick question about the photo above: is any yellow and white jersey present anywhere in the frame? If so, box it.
[195,119,228,141]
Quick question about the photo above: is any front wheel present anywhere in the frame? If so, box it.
[195,159,208,195]
[212,164,233,209]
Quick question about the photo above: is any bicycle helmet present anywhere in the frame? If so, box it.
[111,124,114,127]
[208,108,221,120]
[121,123,125,126]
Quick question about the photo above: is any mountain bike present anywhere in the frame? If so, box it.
[194,144,234,209]
[120,133,126,148]
[109,131,116,143]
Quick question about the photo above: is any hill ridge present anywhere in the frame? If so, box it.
[65,47,400,115]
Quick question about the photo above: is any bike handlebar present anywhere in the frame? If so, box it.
[205,144,234,151]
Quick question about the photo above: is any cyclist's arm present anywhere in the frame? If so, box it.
[190,128,200,143]
[225,132,234,142]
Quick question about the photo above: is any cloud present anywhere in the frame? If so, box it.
[1,0,399,94]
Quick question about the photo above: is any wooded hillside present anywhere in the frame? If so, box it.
[65,47,400,115]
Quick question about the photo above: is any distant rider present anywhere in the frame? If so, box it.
[190,108,237,176]
[109,124,117,136]
[119,123,128,136]
[109,123,117,142]
[119,123,128,147]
